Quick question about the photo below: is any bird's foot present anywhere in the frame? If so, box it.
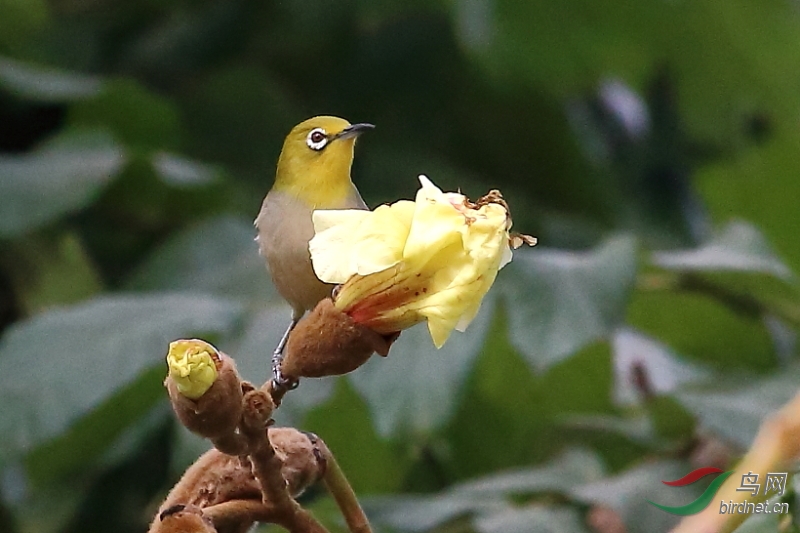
[271,317,300,392]
[271,348,298,391]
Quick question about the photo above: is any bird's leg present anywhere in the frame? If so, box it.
[272,317,300,389]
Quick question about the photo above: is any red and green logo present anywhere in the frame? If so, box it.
[647,467,734,515]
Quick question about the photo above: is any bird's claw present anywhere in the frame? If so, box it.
[271,349,283,382]
[271,349,298,390]
[271,317,301,391]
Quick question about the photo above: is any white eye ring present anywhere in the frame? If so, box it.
[306,128,328,151]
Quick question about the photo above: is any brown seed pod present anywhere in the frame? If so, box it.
[280,298,398,380]
[269,427,327,497]
[166,353,244,440]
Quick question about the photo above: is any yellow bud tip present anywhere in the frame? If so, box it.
[166,339,219,400]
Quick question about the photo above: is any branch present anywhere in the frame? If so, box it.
[318,439,373,533]
[148,425,328,533]
[156,336,379,533]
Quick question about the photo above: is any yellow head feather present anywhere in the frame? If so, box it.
[273,116,371,208]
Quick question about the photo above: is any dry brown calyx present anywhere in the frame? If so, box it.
[280,298,399,382]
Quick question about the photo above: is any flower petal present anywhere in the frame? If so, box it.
[310,209,372,283]
[351,201,415,276]
[402,182,464,266]
[315,175,531,349]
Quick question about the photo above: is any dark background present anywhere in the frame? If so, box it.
[1,1,799,532]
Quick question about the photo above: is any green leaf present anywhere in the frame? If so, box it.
[571,460,689,533]
[449,338,619,479]
[0,293,242,464]
[1,232,103,314]
[499,236,637,371]
[24,367,168,484]
[169,423,212,477]
[474,506,589,533]
[150,151,220,188]
[647,395,696,442]
[445,308,555,478]
[540,341,615,415]
[0,0,49,50]
[612,328,711,407]
[0,129,126,237]
[626,290,775,370]
[180,65,300,170]
[347,294,495,438]
[451,447,605,497]
[652,221,791,279]
[730,513,782,533]
[93,401,171,472]
[697,134,800,274]
[675,368,800,449]
[365,493,504,533]
[67,78,182,151]
[304,379,410,493]
[0,56,102,102]
[366,454,601,533]
[557,413,657,447]
[126,215,279,307]
[465,0,800,143]
[9,477,89,533]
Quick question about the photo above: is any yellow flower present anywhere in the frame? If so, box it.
[166,339,220,399]
[310,175,535,347]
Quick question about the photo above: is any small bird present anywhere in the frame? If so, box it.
[255,116,373,386]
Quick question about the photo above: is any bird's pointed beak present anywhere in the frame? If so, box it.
[333,123,375,141]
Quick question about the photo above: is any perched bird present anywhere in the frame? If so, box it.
[255,116,373,385]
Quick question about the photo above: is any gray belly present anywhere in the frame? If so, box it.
[255,192,333,315]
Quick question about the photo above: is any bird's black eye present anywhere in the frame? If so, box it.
[306,128,328,151]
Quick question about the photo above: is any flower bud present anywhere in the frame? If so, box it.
[166,339,219,400]
[165,339,244,440]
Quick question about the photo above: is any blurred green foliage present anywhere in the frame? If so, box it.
[1,1,799,532]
